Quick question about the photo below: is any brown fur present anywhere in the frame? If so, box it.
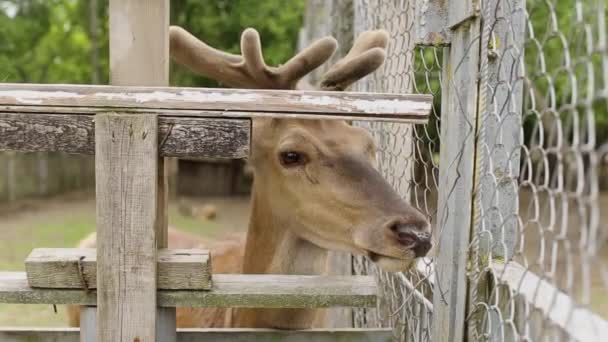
[67,27,432,329]
[67,228,245,328]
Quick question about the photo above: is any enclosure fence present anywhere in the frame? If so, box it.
[303,0,608,341]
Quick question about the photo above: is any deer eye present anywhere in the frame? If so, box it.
[279,151,308,167]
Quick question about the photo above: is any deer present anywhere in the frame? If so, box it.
[67,25,433,330]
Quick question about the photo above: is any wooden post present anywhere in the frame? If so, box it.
[93,1,174,341]
[431,5,482,342]
[80,307,96,342]
[95,114,160,341]
[6,151,16,202]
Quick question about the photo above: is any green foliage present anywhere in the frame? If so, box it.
[0,0,102,84]
[169,0,305,87]
[524,0,608,146]
[0,0,305,86]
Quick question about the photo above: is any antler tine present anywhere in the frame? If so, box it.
[319,30,389,91]
[170,25,338,89]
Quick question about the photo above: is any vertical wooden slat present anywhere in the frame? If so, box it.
[156,157,177,340]
[80,306,96,342]
[431,12,482,342]
[6,151,16,202]
[37,153,48,196]
[108,0,169,87]
[96,1,174,341]
[95,113,159,341]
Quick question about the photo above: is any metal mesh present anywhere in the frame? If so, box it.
[469,0,608,341]
[348,1,441,340]
[305,0,608,341]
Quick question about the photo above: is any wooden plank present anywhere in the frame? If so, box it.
[0,113,250,158]
[431,12,482,342]
[0,328,393,342]
[0,83,433,123]
[0,272,377,308]
[492,262,608,342]
[25,248,211,290]
[161,274,378,309]
[80,307,96,342]
[109,1,168,86]
[95,113,159,342]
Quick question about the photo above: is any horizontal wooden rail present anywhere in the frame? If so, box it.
[0,272,377,308]
[25,248,211,290]
[491,262,608,341]
[0,83,432,123]
[0,328,393,342]
[0,113,250,158]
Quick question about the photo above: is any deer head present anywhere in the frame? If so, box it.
[169,26,432,272]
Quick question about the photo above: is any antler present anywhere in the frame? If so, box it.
[169,26,337,89]
[318,30,389,91]
[169,26,389,91]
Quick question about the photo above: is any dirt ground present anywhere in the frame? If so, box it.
[0,191,251,326]
[0,188,606,326]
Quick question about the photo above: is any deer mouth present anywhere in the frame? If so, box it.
[365,250,417,272]
[367,250,402,262]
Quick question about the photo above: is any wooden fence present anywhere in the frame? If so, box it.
[0,0,432,340]
[0,152,94,203]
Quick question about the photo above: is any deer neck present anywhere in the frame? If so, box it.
[234,182,329,328]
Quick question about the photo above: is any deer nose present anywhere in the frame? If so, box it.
[389,222,432,257]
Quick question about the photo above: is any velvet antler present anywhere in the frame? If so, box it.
[169,26,389,91]
[170,26,337,89]
[318,30,389,91]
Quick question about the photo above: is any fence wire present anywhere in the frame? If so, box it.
[348,0,441,340]
[470,0,608,341]
[305,0,608,341]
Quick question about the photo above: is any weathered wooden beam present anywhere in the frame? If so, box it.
[95,113,159,342]
[431,11,482,342]
[0,83,432,123]
[0,272,378,308]
[0,328,393,342]
[107,0,175,340]
[0,113,250,158]
[25,248,211,290]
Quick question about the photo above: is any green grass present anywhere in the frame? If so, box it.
[0,196,226,327]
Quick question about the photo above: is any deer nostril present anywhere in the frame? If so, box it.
[412,237,432,257]
[390,223,419,246]
[389,223,432,257]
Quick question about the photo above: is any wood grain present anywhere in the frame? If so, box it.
[0,113,250,158]
[431,18,481,342]
[0,83,432,123]
[0,328,393,342]
[0,272,378,308]
[107,1,175,340]
[95,113,158,342]
[80,307,96,342]
[25,248,211,290]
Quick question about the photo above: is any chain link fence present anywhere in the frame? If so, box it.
[304,0,608,340]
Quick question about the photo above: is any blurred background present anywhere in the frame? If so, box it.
[0,0,304,326]
[1,0,608,333]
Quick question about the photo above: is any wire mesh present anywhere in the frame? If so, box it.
[304,0,608,341]
[469,0,608,341]
[347,0,442,340]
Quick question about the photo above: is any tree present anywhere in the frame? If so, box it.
[0,0,305,88]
